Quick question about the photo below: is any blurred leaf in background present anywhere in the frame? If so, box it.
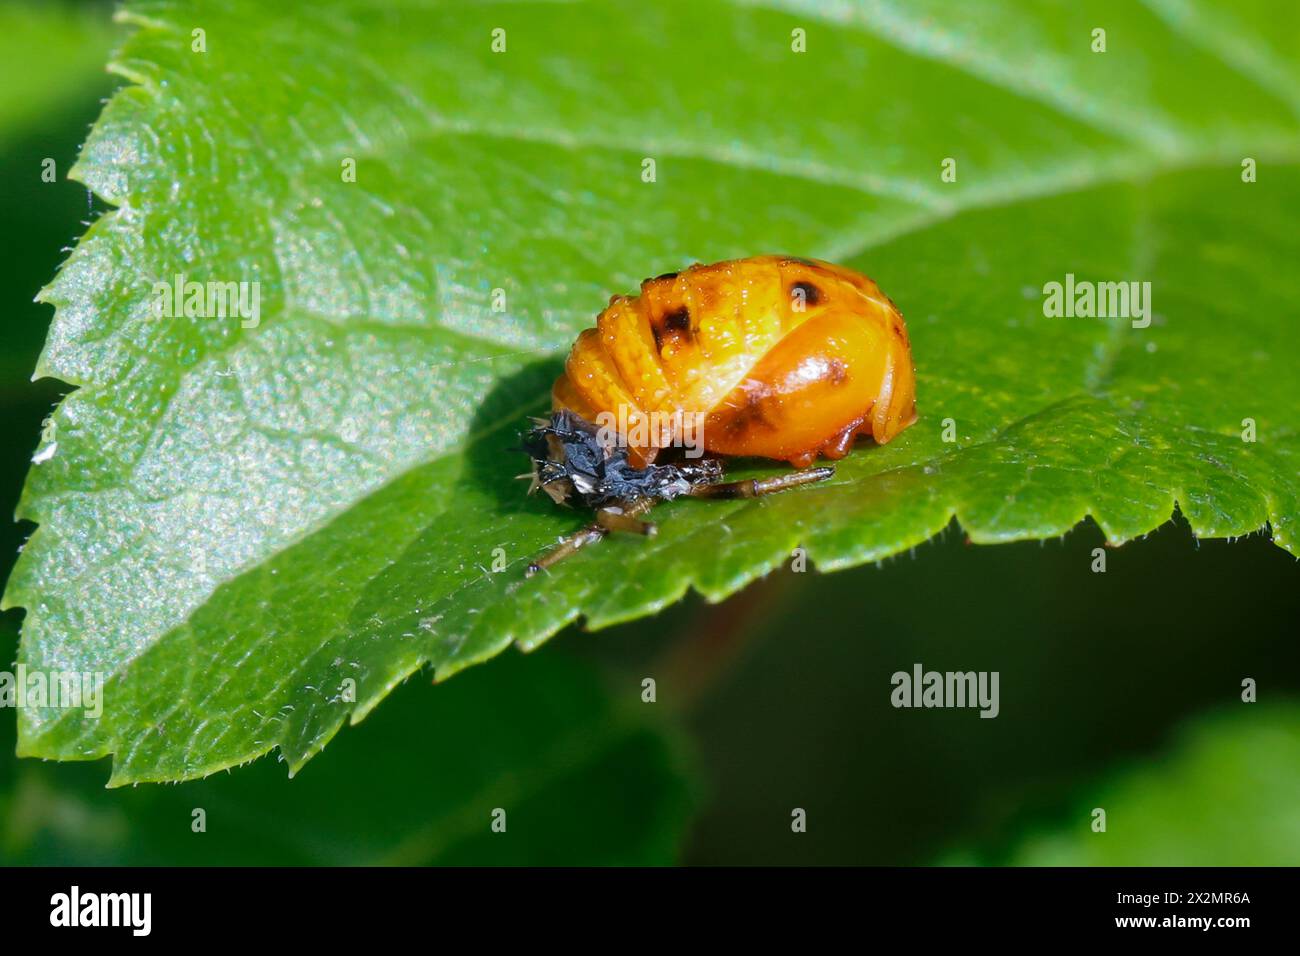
[1,643,697,865]
[632,519,1300,866]
[950,703,1300,866]
[0,1,117,147]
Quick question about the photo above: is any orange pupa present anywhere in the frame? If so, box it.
[552,255,916,468]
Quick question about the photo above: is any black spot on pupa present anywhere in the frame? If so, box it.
[664,306,690,332]
[652,306,692,353]
[654,271,679,281]
[791,281,822,307]
[723,388,776,435]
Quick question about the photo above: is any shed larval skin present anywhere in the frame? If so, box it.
[552,255,917,468]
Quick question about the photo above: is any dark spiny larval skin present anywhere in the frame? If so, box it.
[522,410,722,508]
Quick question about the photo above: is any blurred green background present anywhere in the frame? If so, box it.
[2,0,1298,866]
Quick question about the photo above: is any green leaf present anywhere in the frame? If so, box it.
[6,0,1300,782]
[944,703,1300,866]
